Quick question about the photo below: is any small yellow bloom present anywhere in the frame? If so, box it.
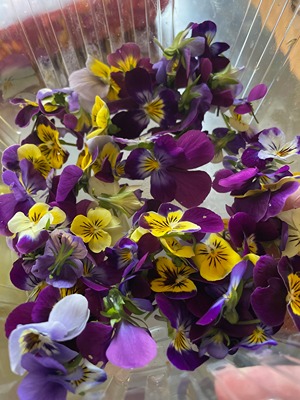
[193,234,242,281]
[142,209,200,238]
[8,203,66,239]
[70,207,121,253]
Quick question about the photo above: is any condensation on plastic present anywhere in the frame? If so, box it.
[1,1,300,399]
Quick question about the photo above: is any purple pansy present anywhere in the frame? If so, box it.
[110,67,178,138]
[251,256,300,330]
[156,294,209,370]
[17,353,106,400]
[31,229,87,288]
[125,130,214,207]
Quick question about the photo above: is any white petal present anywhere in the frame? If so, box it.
[7,212,33,234]
[49,294,90,341]
[8,321,66,375]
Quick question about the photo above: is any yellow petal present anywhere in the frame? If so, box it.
[49,207,66,225]
[70,215,93,242]
[86,55,111,83]
[287,273,300,315]
[88,230,111,253]
[87,208,112,228]
[28,203,50,223]
[18,144,42,160]
[193,234,241,281]
[160,237,195,258]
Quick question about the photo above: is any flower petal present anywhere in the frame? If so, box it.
[106,322,157,369]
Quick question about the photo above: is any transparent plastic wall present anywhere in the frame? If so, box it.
[0,0,300,148]
[1,1,300,399]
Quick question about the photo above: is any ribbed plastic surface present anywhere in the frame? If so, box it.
[1,1,300,399]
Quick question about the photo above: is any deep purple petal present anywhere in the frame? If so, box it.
[16,230,49,255]
[106,322,157,369]
[232,191,271,223]
[265,181,300,220]
[250,277,287,326]
[167,345,208,371]
[176,130,214,169]
[125,68,152,104]
[56,165,83,202]
[253,255,278,288]
[228,212,256,248]
[77,322,113,365]
[10,258,41,291]
[234,103,252,115]
[150,170,176,203]
[218,168,258,191]
[112,109,148,139]
[32,286,61,322]
[173,170,212,207]
[156,294,181,328]
[5,302,35,338]
[1,144,20,171]
[183,207,224,232]
[15,105,39,127]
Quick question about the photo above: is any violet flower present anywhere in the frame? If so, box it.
[31,229,87,288]
[110,67,178,138]
[156,294,209,370]
[125,130,214,207]
[7,294,90,375]
[251,255,300,330]
[17,353,106,400]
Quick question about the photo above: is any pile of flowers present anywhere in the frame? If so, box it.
[1,20,300,399]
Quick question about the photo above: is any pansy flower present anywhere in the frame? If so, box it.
[31,229,88,288]
[36,116,69,169]
[196,260,248,325]
[257,127,300,161]
[237,324,277,350]
[193,234,242,281]
[150,257,197,299]
[250,255,300,329]
[156,294,208,370]
[136,202,223,242]
[125,129,215,207]
[110,67,178,138]
[233,83,268,116]
[7,202,66,254]
[7,294,90,375]
[70,207,122,253]
[87,95,110,139]
[17,353,106,400]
